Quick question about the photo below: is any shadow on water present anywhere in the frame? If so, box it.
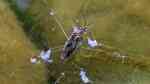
[45,64,57,84]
